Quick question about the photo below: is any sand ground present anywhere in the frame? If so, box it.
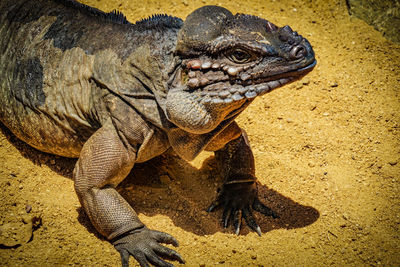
[0,0,399,266]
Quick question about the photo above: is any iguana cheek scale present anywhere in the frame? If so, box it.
[0,1,316,266]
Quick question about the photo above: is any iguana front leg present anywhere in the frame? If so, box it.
[73,121,184,267]
[206,123,278,235]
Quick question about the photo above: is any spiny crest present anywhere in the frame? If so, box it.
[135,14,183,30]
[234,13,260,20]
[106,10,130,25]
[56,0,130,25]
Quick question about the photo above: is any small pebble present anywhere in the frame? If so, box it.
[330,82,338,87]
[25,204,32,213]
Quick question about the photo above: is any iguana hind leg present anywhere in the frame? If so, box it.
[73,120,184,266]
[73,121,141,239]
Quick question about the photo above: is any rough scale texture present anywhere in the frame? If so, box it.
[0,0,315,266]
[346,0,400,44]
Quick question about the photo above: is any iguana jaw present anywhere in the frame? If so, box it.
[186,58,317,105]
[165,58,315,134]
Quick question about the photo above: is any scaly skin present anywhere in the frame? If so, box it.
[0,1,316,266]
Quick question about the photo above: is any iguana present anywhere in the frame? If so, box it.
[0,0,316,266]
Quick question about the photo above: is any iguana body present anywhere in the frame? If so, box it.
[0,1,316,266]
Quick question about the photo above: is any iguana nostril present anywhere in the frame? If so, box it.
[290,44,307,59]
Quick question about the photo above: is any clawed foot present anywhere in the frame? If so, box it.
[207,180,278,236]
[113,227,185,267]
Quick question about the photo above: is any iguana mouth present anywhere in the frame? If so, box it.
[200,59,317,105]
[241,59,317,86]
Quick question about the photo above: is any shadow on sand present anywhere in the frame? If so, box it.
[118,153,320,236]
[1,122,319,237]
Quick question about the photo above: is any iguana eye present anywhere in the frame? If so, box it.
[228,49,252,64]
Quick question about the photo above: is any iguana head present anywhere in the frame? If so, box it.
[166,6,316,134]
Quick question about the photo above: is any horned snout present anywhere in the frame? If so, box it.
[277,25,312,61]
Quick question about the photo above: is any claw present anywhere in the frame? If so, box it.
[154,244,186,264]
[114,228,183,267]
[206,200,220,212]
[151,230,180,247]
[146,250,174,267]
[255,226,262,237]
[235,226,240,235]
[233,209,241,235]
[242,207,262,236]
[222,208,232,228]
[207,178,277,237]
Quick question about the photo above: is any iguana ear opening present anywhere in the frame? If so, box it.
[176,5,233,56]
